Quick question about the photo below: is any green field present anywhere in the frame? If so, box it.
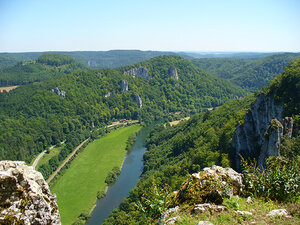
[36,146,63,169]
[51,125,142,225]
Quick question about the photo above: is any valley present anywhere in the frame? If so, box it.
[1,1,299,225]
[51,125,141,224]
[0,51,299,225]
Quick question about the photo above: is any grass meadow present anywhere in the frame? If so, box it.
[51,125,142,225]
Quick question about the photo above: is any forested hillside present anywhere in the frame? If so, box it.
[104,58,300,224]
[191,53,300,92]
[0,53,86,86]
[0,55,244,163]
[0,50,185,69]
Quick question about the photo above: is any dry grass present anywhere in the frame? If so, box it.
[0,85,19,92]
[169,117,190,126]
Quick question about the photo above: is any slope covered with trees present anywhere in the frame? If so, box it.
[0,53,86,86]
[0,55,245,163]
[104,58,300,224]
[191,53,300,92]
[0,50,188,69]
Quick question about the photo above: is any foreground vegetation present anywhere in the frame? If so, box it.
[51,125,141,225]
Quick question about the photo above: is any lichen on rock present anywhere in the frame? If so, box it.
[172,165,243,206]
[0,161,61,225]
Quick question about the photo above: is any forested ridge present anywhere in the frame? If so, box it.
[191,53,300,92]
[0,55,244,163]
[0,53,86,86]
[103,58,300,224]
[0,50,184,69]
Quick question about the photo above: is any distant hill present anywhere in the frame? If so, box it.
[0,50,189,69]
[182,51,275,59]
[0,55,245,162]
[191,52,300,92]
[0,53,86,86]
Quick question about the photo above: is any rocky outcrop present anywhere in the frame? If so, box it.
[104,92,111,98]
[133,94,142,108]
[51,87,66,98]
[120,80,128,91]
[124,67,150,80]
[0,161,61,225]
[232,93,295,169]
[232,93,285,170]
[173,166,243,206]
[197,221,214,225]
[194,203,227,213]
[266,209,289,217]
[236,210,253,216]
[168,67,179,80]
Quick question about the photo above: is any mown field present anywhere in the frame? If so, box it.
[50,125,142,225]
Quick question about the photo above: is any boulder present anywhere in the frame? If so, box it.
[164,216,177,225]
[236,210,253,216]
[173,166,243,206]
[246,196,253,204]
[160,206,179,222]
[266,209,289,217]
[0,161,61,225]
[194,203,226,213]
[197,221,214,225]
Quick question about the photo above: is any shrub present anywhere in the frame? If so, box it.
[241,156,299,202]
[105,167,121,185]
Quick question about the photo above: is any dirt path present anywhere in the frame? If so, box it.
[47,138,89,184]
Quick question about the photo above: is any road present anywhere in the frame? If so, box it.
[32,150,46,169]
[46,138,89,184]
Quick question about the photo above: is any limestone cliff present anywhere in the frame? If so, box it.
[168,66,179,80]
[120,80,128,91]
[124,67,150,80]
[232,93,294,170]
[133,94,142,108]
[0,161,61,225]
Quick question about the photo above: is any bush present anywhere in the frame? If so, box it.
[241,157,300,202]
[97,190,106,200]
[105,167,121,185]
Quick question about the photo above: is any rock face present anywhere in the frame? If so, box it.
[266,209,289,217]
[120,80,128,91]
[232,93,287,170]
[104,92,111,98]
[133,94,142,108]
[51,87,66,98]
[0,161,61,225]
[173,166,243,206]
[168,67,179,80]
[194,203,227,213]
[124,67,150,80]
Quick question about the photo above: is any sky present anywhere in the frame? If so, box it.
[0,0,299,52]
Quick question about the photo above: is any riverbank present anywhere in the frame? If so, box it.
[50,125,142,225]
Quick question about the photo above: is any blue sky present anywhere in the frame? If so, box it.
[0,0,299,52]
